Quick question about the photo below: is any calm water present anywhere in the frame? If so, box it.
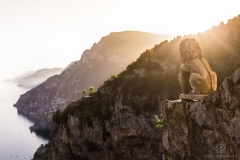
[0,81,48,160]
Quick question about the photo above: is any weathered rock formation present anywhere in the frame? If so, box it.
[33,144,49,160]
[162,68,240,160]
[46,37,190,159]
[49,98,163,160]
[14,31,173,133]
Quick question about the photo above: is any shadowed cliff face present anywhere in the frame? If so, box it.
[49,99,163,160]
[14,31,173,133]
[162,69,240,160]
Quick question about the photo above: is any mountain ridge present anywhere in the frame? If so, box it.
[17,68,64,89]
[44,15,240,160]
[14,31,174,133]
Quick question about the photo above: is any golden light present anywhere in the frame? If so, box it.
[0,0,240,79]
[114,0,240,35]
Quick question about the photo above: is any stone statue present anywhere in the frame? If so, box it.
[178,38,217,95]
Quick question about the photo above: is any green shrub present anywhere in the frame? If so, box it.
[82,89,87,96]
[109,74,118,80]
[155,115,163,130]
[89,86,97,95]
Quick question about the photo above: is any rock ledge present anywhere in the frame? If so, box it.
[162,69,240,160]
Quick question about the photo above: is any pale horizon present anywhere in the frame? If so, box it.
[1,0,240,80]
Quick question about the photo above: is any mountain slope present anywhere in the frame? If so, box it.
[47,15,240,159]
[17,68,63,89]
[14,31,174,132]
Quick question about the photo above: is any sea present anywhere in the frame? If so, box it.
[0,81,48,160]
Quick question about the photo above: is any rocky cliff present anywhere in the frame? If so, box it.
[14,31,173,133]
[47,37,187,160]
[162,68,240,160]
[46,67,240,160]
[25,15,240,160]
[50,99,163,160]
[48,55,172,159]
[46,17,240,160]
[36,15,240,160]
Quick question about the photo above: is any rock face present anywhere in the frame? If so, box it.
[14,31,173,133]
[49,99,163,160]
[162,68,240,160]
[47,38,188,159]
[33,144,49,160]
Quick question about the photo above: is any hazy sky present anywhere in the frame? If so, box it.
[0,0,240,80]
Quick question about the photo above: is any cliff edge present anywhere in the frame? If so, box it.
[162,68,240,160]
[14,31,172,133]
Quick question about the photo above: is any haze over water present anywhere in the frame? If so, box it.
[0,81,47,160]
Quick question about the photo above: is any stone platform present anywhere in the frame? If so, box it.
[179,94,207,100]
